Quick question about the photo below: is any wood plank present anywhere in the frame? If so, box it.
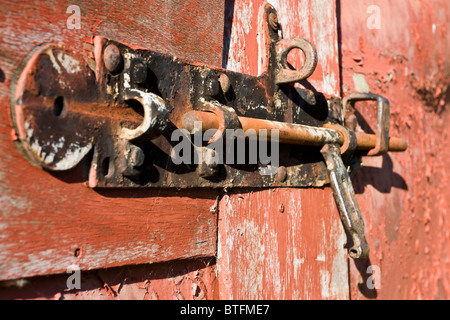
[218,188,349,299]
[0,0,224,281]
[0,258,218,300]
[217,0,349,299]
[0,182,218,280]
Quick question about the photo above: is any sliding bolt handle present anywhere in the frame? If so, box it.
[321,143,370,259]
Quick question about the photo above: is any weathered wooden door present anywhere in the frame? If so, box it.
[216,1,348,299]
[0,0,224,299]
[2,0,446,301]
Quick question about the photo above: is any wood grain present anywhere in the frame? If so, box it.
[217,0,349,299]
[0,258,218,300]
[218,188,349,299]
[0,0,224,281]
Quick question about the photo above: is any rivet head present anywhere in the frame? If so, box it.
[103,44,123,75]
[131,60,148,84]
[275,166,287,182]
[121,144,144,178]
[202,70,220,98]
[268,12,279,30]
[130,145,145,168]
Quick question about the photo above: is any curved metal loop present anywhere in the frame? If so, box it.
[323,123,357,158]
[198,99,241,145]
[274,38,318,84]
[343,93,390,156]
[119,90,169,141]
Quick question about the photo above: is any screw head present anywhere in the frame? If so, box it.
[202,70,220,98]
[103,44,123,75]
[219,73,231,94]
[130,145,145,168]
[131,60,148,84]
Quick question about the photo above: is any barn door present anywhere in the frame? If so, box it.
[217,0,349,299]
[0,0,351,300]
[0,0,224,299]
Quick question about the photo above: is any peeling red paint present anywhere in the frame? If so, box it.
[340,0,450,299]
[217,0,348,299]
[0,0,223,290]
[1,0,449,300]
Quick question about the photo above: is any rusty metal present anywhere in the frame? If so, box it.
[181,110,407,152]
[343,93,390,156]
[103,43,123,74]
[320,143,370,259]
[10,4,407,195]
[354,132,407,152]
[322,123,357,159]
[195,100,241,145]
[182,110,342,146]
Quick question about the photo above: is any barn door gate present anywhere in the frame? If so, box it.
[0,0,409,300]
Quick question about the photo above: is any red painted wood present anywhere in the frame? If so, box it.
[0,258,218,300]
[339,0,450,299]
[217,0,349,299]
[0,0,224,281]
[3,0,448,301]
[217,188,349,299]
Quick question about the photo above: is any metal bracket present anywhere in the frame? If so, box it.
[11,4,347,189]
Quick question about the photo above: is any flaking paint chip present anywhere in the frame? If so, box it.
[353,73,371,93]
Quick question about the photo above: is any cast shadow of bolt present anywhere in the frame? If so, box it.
[222,0,235,69]
[354,257,378,299]
[351,109,408,194]
[352,153,408,194]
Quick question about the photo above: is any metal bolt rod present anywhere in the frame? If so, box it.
[182,110,408,152]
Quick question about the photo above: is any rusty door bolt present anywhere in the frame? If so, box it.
[219,73,231,94]
[268,12,279,30]
[103,44,123,75]
[131,60,148,84]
